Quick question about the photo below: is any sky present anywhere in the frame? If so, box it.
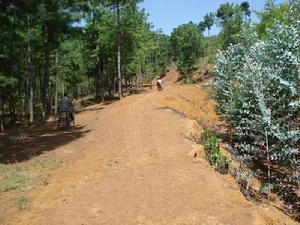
[138,0,288,36]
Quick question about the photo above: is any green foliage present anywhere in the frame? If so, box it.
[170,22,203,75]
[0,0,171,125]
[201,130,231,174]
[202,35,222,58]
[197,21,206,34]
[203,13,215,36]
[60,38,88,92]
[203,136,221,151]
[216,3,244,49]
[214,19,299,167]
[241,1,251,18]
[260,183,274,194]
[288,0,300,33]
[255,0,289,39]
[207,55,215,64]
[201,129,217,143]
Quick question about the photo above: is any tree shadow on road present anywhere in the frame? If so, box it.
[0,121,91,164]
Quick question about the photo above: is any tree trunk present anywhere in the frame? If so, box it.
[42,23,51,116]
[95,79,100,100]
[101,80,104,101]
[97,56,105,102]
[9,101,16,125]
[138,63,141,88]
[136,65,139,90]
[27,42,34,123]
[114,76,117,93]
[39,67,45,117]
[27,15,34,123]
[117,3,122,98]
[54,50,60,115]
[61,80,65,97]
[0,97,4,132]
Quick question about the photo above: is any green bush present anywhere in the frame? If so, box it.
[201,130,230,174]
[214,21,299,167]
[207,55,215,64]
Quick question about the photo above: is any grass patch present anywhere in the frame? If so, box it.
[15,195,31,210]
[0,158,64,192]
[201,129,231,174]
[0,166,39,192]
[0,165,6,174]
[31,158,64,171]
[203,86,215,100]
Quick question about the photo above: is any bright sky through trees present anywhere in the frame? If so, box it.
[139,0,288,36]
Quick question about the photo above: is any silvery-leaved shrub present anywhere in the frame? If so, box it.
[214,20,299,168]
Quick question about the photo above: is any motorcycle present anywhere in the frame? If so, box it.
[58,111,72,127]
[157,82,163,91]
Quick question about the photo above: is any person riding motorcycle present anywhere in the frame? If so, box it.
[58,93,75,125]
[156,78,164,91]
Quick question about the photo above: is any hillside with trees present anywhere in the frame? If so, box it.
[0,0,170,129]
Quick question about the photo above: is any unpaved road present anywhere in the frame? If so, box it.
[6,70,298,225]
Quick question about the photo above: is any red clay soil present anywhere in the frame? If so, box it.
[2,69,298,225]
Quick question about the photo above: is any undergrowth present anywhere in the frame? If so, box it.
[201,130,231,174]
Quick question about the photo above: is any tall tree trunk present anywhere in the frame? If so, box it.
[0,97,4,132]
[135,63,141,90]
[9,101,16,124]
[27,15,34,123]
[136,64,139,90]
[101,79,104,102]
[97,56,105,102]
[117,3,122,98]
[95,79,100,100]
[54,50,59,115]
[77,86,81,100]
[108,75,113,99]
[114,76,117,93]
[42,23,51,116]
[39,66,45,117]
[62,81,65,97]
[138,63,141,88]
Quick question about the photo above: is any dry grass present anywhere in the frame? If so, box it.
[0,158,64,193]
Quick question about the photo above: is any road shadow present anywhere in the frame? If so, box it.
[0,121,90,164]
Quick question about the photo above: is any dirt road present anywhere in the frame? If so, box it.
[6,70,297,225]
